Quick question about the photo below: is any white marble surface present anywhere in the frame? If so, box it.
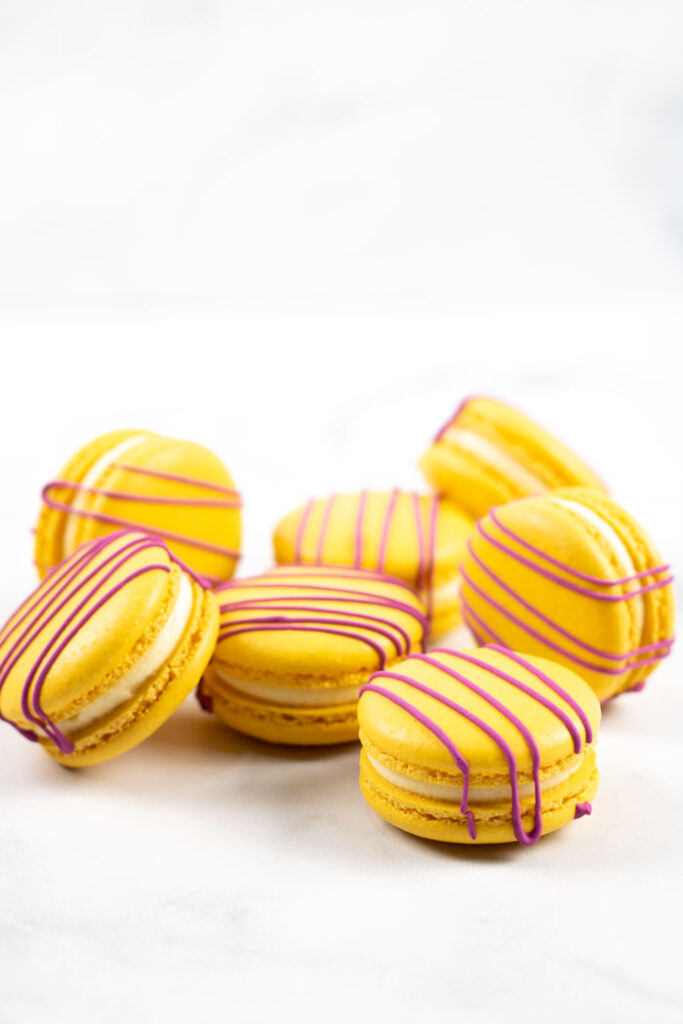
[1,3,683,1022]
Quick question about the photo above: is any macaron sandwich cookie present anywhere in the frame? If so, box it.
[0,530,218,766]
[358,645,600,845]
[460,488,675,702]
[199,564,427,745]
[273,490,472,637]
[35,429,242,586]
[421,395,605,520]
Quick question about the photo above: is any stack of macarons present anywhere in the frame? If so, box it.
[0,397,675,849]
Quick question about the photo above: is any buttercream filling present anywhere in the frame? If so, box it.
[60,572,193,735]
[63,434,150,553]
[213,667,360,707]
[549,496,644,634]
[443,428,547,494]
[367,753,580,804]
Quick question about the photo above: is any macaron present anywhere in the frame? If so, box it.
[420,395,605,520]
[199,564,428,745]
[460,488,675,702]
[358,645,600,845]
[272,490,472,637]
[35,429,242,586]
[0,530,218,766]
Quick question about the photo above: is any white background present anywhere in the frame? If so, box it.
[1,3,682,1022]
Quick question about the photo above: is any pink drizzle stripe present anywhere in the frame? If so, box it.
[465,540,673,661]
[354,491,368,568]
[316,494,337,563]
[286,491,440,617]
[42,478,241,561]
[46,480,239,509]
[360,646,592,846]
[115,464,240,498]
[431,647,593,744]
[220,595,423,637]
[432,395,478,442]
[217,569,426,670]
[362,680,476,839]
[411,493,426,591]
[220,624,388,667]
[460,567,673,675]
[293,499,314,561]
[424,494,439,620]
[219,566,420,596]
[377,488,400,572]
[483,510,672,598]
[0,530,198,752]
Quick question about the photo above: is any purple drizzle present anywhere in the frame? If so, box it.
[460,505,675,679]
[42,462,241,563]
[360,646,594,846]
[215,567,426,671]
[290,491,439,618]
[0,530,202,752]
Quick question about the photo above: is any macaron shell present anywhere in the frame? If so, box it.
[202,669,358,746]
[35,431,241,584]
[214,568,426,678]
[50,581,218,766]
[460,491,674,700]
[206,565,428,745]
[0,534,175,724]
[34,429,149,578]
[273,492,472,588]
[420,442,517,521]
[421,396,605,519]
[358,647,600,776]
[557,488,676,694]
[429,600,462,639]
[359,745,599,844]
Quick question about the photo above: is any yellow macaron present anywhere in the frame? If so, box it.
[460,488,675,702]
[35,429,241,586]
[358,645,600,845]
[272,490,472,637]
[420,395,605,520]
[199,564,428,745]
[0,530,218,766]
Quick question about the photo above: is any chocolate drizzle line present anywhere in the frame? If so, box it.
[460,506,674,677]
[215,567,427,669]
[42,463,242,565]
[360,645,593,846]
[0,530,204,753]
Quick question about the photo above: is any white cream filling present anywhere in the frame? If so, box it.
[550,496,644,634]
[367,753,580,804]
[60,572,193,735]
[443,427,547,494]
[63,434,150,553]
[213,667,360,707]
[423,575,461,608]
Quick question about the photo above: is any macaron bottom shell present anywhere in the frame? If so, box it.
[47,579,218,767]
[359,746,598,844]
[199,667,360,746]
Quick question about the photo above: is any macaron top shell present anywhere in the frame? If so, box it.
[359,646,600,778]
[273,490,472,589]
[460,488,675,699]
[213,565,427,680]
[0,530,197,748]
[35,429,241,585]
[421,395,605,518]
